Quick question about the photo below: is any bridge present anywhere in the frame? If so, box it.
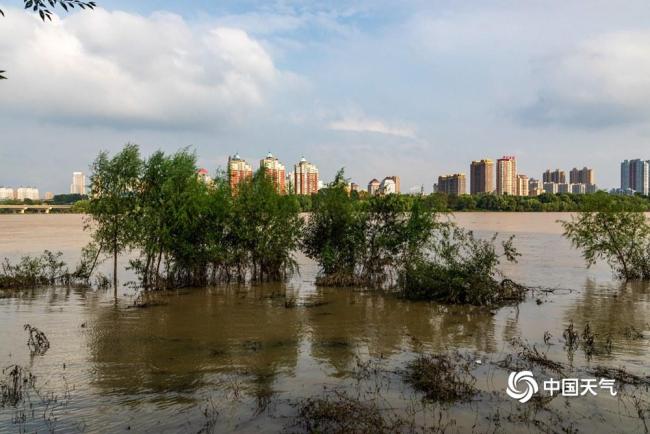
[0,205,73,214]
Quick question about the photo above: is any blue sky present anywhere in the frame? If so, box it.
[2,0,650,193]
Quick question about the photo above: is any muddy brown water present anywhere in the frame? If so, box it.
[0,213,648,433]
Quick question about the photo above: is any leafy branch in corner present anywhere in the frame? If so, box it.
[0,1,97,80]
[0,0,96,21]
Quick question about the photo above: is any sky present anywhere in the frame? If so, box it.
[2,0,650,193]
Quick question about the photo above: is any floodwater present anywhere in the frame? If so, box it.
[0,213,648,433]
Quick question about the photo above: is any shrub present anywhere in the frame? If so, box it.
[398,225,523,305]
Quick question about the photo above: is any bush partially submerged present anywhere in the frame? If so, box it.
[403,352,477,402]
[399,225,523,306]
[0,250,98,290]
[0,365,35,408]
[289,390,412,434]
[0,251,77,289]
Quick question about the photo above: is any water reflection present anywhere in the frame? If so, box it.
[87,286,302,398]
[86,284,499,399]
[563,278,650,362]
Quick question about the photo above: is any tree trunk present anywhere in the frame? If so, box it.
[113,248,118,297]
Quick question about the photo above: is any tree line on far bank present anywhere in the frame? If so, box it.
[298,190,650,213]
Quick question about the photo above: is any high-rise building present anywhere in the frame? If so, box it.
[197,168,212,185]
[70,171,86,195]
[16,187,39,201]
[437,174,466,196]
[294,157,319,195]
[228,153,253,191]
[496,156,517,195]
[571,184,586,194]
[569,167,594,185]
[470,159,494,194]
[381,176,400,194]
[543,169,566,184]
[380,176,399,194]
[0,187,14,200]
[543,182,558,194]
[368,178,381,196]
[368,179,380,195]
[44,192,54,200]
[528,178,543,196]
[260,152,286,194]
[516,174,529,197]
[558,183,571,194]
[621,159,650,195]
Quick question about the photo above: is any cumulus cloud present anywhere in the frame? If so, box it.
[520,30,650,127]
[0,7,288,128]
[328,115,417,139]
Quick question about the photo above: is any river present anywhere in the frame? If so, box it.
[0,213,648,433]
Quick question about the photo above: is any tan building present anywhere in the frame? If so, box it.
[0,187,15,200]
[70,171,86,195]
[228,153,253,191]
[516,174,529,196]
[569,167,594,185]
[496,156,517,195]
[197,168,212,185]
[44,192,54,200]
[470,159,494,194]
[367,179,380,195]
[528,178,543,196]
[260,152,286,194]
[437,174,466,196]
[294,157,319,195]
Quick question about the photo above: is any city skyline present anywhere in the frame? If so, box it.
[2,1,650,192]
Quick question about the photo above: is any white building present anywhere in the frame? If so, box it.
[380,177,397,194]
[70,171,86,195]
[0,187,15,200]
[16,187,39,201]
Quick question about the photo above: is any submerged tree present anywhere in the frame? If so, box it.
[230,169,303,282]
[88,144,142,292]
[302,170,365,285]
[303,170,438,287]
[561,195,650,280]
[84,144,302,290]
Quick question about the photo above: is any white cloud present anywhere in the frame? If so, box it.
[328,115,417,139]
[522,30,650,127]
[0,8,288,128]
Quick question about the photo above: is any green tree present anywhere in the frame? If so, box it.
[231,169,303,281]
[88,144,142,292]
[302,170,365,284]
[561,194,650,280]
[304,171,438,288]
